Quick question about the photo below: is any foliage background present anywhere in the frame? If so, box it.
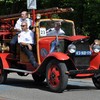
[0,0,100,43]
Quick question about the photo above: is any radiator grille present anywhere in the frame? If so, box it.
[73,39,91,70]
[74,56,90,69]
[75,40,90,51]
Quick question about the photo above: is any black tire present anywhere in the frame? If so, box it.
[0,60,7,84]
[92,75,100,89]
[32,73,45,83]
[46,59,68,93]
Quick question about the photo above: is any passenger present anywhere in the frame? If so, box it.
[47,22,65,36]
[18,21,38,69]
[10,11,32,58]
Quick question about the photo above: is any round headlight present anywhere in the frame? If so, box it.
[92,44,100,53]
[68,44,76,53]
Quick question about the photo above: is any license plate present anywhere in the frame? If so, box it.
[75,51,92,56]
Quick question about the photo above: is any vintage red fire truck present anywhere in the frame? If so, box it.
[0,7,100,93]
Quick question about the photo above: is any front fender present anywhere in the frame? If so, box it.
[46,52,69,60]
[90,52,100,70]
[37,52,69,73]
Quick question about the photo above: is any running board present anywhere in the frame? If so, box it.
[66,69,100,75]
[4,68,33,74]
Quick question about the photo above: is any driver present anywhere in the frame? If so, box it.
[47,22,65,53]
[47,22,65,36]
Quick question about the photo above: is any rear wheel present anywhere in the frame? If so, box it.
[92,74,100,89]
[0,61,7,84]
[46,59,68,93]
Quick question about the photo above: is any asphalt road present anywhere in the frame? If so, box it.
[0,73,100,100]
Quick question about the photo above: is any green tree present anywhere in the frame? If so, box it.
[0,0,99,42]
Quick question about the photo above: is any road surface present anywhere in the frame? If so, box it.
[0,73,100,100]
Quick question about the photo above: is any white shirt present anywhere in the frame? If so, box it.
[14,18,32,31]
[18,30,34,44]
[47,28,65,36]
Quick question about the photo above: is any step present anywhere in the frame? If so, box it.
[4,68,33,74]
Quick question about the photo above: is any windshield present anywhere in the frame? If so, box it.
[39,20,75,37]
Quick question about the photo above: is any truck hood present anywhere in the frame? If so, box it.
[39,35,89,44]
[64,35,89,42]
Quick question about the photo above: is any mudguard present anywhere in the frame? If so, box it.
[90,52,100,70]
[46,52,69,60]
[0,53,10,69]
[37,52,70,73]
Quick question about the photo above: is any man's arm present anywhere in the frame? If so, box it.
[14,18,22,32]
[20,42,32,50]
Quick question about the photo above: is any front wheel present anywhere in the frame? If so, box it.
[92,74,100,89]
[46,59,68,93]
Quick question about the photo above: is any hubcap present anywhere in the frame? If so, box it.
[48,65,60,87]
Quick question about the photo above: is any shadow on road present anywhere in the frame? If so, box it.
[3,77,97,93]
[5,77,50,91]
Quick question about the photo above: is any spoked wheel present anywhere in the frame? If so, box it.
[92,74,100,89]
[46,59,68,93]
[0,61,7,84]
